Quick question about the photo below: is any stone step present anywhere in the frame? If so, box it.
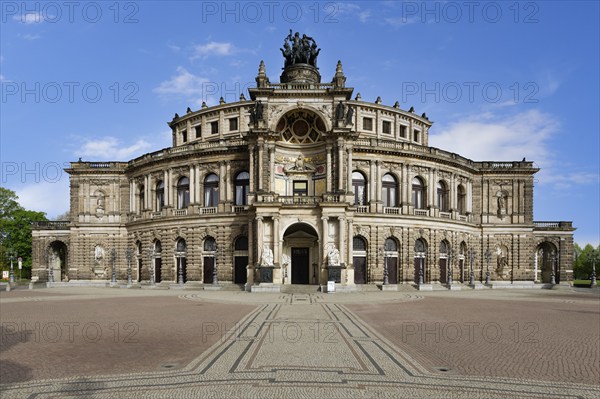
[281,284,321,294]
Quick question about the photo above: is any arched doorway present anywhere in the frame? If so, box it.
[353,236,368,284]
[203,237,217,284]
[459,242,467,283]
[282,223,319,284]
[414,238,427,284]
[175,238,187,283]
[136,241,142,282]
[439,240,450,283]
[153,240,162,283]
[384,238,399,284]
[234,236,248,284]
[48,241,68,281]
[537,242,558,283]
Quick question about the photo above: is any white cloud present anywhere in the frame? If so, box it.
[13,12,45,24]
[153,66,209,98]
[429,109,558,163]
[335,3,371,23]
[15,179,70,219]
[75,137,151,160]
[19,33,41,41]
[192,41,234,59]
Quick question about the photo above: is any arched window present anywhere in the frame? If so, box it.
[204,236,217,252]
[139,185,145,212]
[177,177,190,209]
[204,174,219,207]
[384,237,398,252]
[415,238,427,254]
[234,236,248,251]
[412,177,425,209]
[353,236,367,251]
[382,173,397,208]
[234,171,250,206]
[176,238,187,253]
[156,181,165,211]
[439,240,449,255]
[457,184,466,215]
[437,181,448,212]
[352,171,367,206]
[154,240,162,254]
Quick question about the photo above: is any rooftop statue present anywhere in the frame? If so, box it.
[281,30,320,68]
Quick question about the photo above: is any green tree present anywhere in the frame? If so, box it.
[0,188,47,277]
[573,243,600,279]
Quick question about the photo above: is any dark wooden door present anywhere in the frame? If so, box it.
[354,256,366,284]
[291,248,309,284]
[234,256,248,284]
[439,258,447,283]
[386,257,397,284]
[203,257,214,284]
[138,259,142,281]
[414,258,421,284]
[178,258,187,283]
[155,258,162,283]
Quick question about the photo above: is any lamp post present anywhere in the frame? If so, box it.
[591,250,597,288]
[468,248,476,285]
[110,249,117,283]
[484,248,492,285]
[212,243,219,286]
[125,248,133,285]
[8,251,16,284]
[550,250,556,285]
[447,248,453,285]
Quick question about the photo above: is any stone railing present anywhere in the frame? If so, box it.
[232,205,249,213]
[270,82,334,90]
[279,196,320,205]
[32,221,70,230]
[355,206,368,213]
[440,212,451,219]
[200,207,217,215]
[173,209,188,216]
[129,139,247,166]
[150,211,163,219]
[414,209,428,217]
[534,221,573,230]
[383,207,401,215]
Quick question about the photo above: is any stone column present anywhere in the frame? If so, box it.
[189,165,195,204]
[257,217,264,259]
[339,217,346,264]
[273,217,280,265]
[163,170,169,207]
[338,141,344,191]
[226,161,232,202]
[249,145,255,193]
[326,145,332,192]
[369,160,376,203]
[467,180,473,214]
[321,216,329,259]
[247,219,254,286]
[257,142,264,191]
[145,175,151,210]
[129,180,135,213]
[347,146,353,194]
[269,145,275,192]
[194,165,201,205]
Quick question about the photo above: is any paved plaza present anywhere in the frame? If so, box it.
[0,286,598,398]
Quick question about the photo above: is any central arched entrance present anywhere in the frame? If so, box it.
[282,223,319,284]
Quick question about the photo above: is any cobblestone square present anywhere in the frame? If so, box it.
[0,287,598,398]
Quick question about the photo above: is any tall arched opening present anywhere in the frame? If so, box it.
[282,223,319,284]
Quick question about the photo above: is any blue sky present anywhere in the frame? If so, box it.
[1,1,598,246]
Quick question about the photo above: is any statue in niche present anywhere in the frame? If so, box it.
[345,106,354,126]
[96,192,105,210]
[295,155,305,171]
[336,101,345,120]
[497,191,507,219]
[261,244,274,267]
[94,245,104,262]
[496,246,508,274]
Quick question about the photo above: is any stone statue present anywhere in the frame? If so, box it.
[96,193,105,210]
[94,245,104,262]
[328,247,341,267]
[295,155,305,171]
[345,106,354,126]
[255,100,264,120]
[281,31,320,67]
[497,192,506,216]
[261,245,274,267]
[336,101,345,120]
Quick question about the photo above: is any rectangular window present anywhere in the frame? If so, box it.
[293,181,308,196]
[400,125,407,138]
[195,126,201,139]
[211,121,219,134]
[181,130,187,143]
[413,129,420,142]
[229,118,238,131]
[382,121,391,134]
[363,117,373,131]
